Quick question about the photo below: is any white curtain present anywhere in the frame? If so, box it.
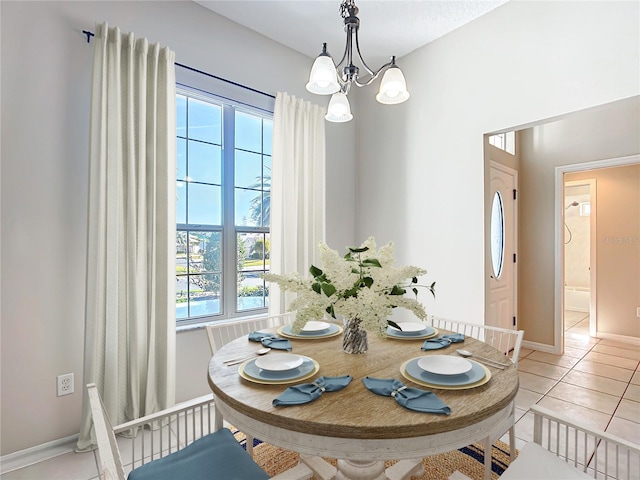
[269,92,326,314]
[77,23,176,451]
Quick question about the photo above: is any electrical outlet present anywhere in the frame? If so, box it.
[57,373,74,397]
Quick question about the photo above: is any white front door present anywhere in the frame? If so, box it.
[488,162,517,331]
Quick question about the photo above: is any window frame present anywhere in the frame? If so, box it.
[176,86,272,327]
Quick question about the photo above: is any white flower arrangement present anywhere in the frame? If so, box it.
[264,237,435,335]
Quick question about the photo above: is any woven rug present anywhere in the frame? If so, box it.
[232,429,515,480]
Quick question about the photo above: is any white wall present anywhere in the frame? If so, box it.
[0,0,355,455]
[355,1,639,328]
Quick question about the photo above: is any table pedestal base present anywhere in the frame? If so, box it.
[303,457,423,480]
[336,459,386,480]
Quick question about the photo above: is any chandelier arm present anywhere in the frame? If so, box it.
[352,60,393,87]
[353,29,376,77]
[335,22,352,70]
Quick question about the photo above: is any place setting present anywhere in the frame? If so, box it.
[385,322,438,340]
[277,320,343,339]
[238,352,320,385]
[400,354,491,390]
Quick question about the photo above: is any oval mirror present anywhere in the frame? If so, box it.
[491,191,505,279]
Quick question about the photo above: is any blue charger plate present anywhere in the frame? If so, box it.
[242,356,316,381]
[404,357,485,386]
[279,324,342,338]
[386,325,436,339]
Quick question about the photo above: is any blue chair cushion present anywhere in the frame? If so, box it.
[127,428,269,480]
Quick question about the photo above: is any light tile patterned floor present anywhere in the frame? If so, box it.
[2,312,639,479]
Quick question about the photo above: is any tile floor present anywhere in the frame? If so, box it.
[2,311,639,479]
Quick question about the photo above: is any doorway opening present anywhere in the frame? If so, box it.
[563,179,595,341]
[554,155,640,351]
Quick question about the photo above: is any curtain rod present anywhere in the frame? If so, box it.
[81,29,276,100]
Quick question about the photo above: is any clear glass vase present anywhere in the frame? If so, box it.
[342,317,368,354]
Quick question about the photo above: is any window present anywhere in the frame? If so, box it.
[175,89,272,324]
[488,131,516,155]
[490,191,505,279]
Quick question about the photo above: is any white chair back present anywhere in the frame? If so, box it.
[428,315,524,365]
[87,383,130,480]
[88,383,313,480]
[205,312,295,354]
[527,404,639,479]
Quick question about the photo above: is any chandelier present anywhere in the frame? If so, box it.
[306,0,410,123]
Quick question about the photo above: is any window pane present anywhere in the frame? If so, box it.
[188,140,221,185]
[235,112,262,153]
[263,233,270,269]
[261,191,270,227]
[177,138,187,181]
[176,275,188,319]
[188,183,221,225]
[264,156,271,190]
[176,181,187,224]
[176,231,188,274]
[188,231,221,274]
[505,131,516,155]
[263,119,272,155]
[237,233,269,312]
[237,232,261,269]
[234,150,262,189]
[491,191,505,279]
[188,98,221,144]
[237,275,268,312]
[176,94,187,138]
[188,274,221,316]
[235,188,261,226]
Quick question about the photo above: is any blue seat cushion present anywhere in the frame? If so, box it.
[127,428,270,480]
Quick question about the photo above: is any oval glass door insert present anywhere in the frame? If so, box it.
[491,191,505,279]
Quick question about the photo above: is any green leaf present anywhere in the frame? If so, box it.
[344,286,359,298]
[387,320,401,330]
[321,282,337,297]
[344,252,353,260]
[326,305,336,318]
[389,285,406,295]
[362,276,374,288]
[351,268,360,274]
[412,287,418,296]
[412,276,418,284]
[348,246,369,253]
[361,258,382,268]
[309,265,323,278]
[311,282,321,294]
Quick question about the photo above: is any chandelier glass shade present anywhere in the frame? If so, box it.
[325,92,353,123]
[306,0,409,122]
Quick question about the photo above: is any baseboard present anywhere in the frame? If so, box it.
[522,340,559,354]
[524,334,640,356]
[0,433,79,475]
[596,331,640,347]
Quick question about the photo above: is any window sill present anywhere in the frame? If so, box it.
[176,312,270,333]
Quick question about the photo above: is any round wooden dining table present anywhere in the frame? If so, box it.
[208,325,519,480]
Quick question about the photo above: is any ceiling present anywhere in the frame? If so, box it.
[195,1,509,67]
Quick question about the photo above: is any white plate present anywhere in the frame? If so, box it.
[255,353,304,372]
[302,320,331,332]
[418,355,472,375]
[388,322,427,333]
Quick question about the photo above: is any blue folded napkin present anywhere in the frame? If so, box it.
[273,375,353,406]
[248,331,292,351]
[421,333,465,351]
[362,377,451,415]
